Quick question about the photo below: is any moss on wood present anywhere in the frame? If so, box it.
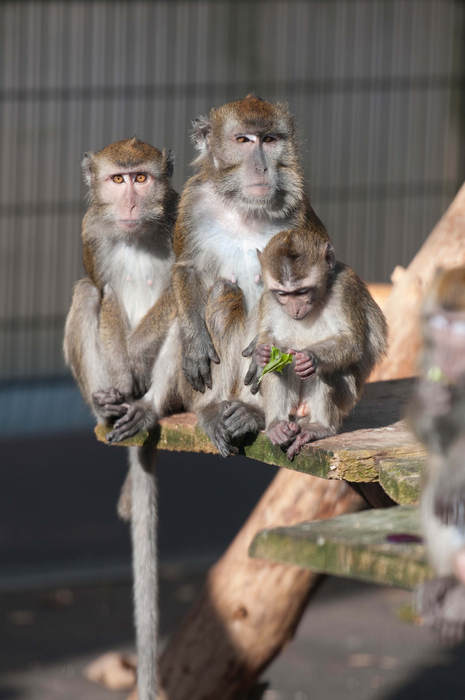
[249,505,434,589]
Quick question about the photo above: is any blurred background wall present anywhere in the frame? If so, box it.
[1,0,464,383]
[0,0,464,579]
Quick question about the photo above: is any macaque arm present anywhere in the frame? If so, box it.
[172,260,220,392]
[306,331,363,372]
[127,287,178,396]
[99,286,134,398]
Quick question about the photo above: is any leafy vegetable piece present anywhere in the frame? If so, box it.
[258,346,293,383]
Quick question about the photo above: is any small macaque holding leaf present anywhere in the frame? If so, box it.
[244,228,387,459]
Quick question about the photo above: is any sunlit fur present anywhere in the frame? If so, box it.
[191,95,305,219]
[254,229,388,457]
[64,138,179,700]
[173,96,330,457]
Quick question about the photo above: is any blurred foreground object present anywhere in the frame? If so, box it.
[408,266,465,642]
[372,182,465,381]
[84,651,137,691]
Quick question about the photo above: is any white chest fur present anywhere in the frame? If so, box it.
[192,184,292,311]
[108,244,171,328]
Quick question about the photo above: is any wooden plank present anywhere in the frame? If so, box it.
[379,457,424,505]
[249,505,434,590]
[95,378,427,485]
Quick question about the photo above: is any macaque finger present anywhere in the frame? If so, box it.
[242,337,257,357]
[244,362,258,386]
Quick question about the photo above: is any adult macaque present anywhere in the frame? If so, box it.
[246,229,387,459]
[172,94,329,456]
[408,267,465,642]
[64,138,179,700]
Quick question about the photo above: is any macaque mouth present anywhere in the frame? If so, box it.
[244,184,272,197]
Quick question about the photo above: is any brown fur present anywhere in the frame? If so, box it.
[172,96,329,456]
[254,230,388,459]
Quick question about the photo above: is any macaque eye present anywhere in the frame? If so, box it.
[263,135,276,143]
[112,175,124,184]
[135,173,147,183]
[296,288,310,296]
[276,291,288,297]
[236,136,251,143]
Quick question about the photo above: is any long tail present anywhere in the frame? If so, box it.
[129,445,158,700]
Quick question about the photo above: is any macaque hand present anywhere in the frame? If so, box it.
[243,338,272,395]
[182,330,220,394]
[288,349,317,380]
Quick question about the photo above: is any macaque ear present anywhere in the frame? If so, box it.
[81,151,94,187]
[324,242,336,270]
[163,148,174,178]
[191,116,212,153]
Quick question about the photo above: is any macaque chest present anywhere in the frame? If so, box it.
[109,244,168,328]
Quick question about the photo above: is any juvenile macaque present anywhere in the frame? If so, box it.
[246,229,388,459]
[173,94,330,456]
[408,267,465,642]
[64,138,179,700]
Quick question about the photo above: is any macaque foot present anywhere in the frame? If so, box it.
[222,401,265,440]
[267,421,301,447]
[93,387,127,419]
[417,578,465,644]
[106,402,156,444]
[200,403,239,458]
[285,422,334,460]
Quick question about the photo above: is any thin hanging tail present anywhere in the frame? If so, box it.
[129,445,158,700]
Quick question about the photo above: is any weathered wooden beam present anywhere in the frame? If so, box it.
[95,378,427,488]
[249,505,433,590]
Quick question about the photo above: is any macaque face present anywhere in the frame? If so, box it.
[98,170,159,231]
[215,123,284,202]
[194,97,303,215]
[268,274,324,320]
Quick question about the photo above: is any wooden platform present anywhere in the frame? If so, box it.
[249,505,433,589]
[95,378,426,502]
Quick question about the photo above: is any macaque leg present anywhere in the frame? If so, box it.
[198,279,262,454]
[106,321,182,444]
[64,279,123,422]
[286,377,350,460]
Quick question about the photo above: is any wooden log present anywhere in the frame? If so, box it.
[138,473,366,700]
[372,182,465,381]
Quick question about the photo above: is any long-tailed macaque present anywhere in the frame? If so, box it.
[408,267,465,642]
[172,94,330,457]
[64,138,179,700]
[246,229,387,459]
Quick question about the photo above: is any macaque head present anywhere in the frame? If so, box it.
[422,266,465,382]
[82,138,174,231]
[192,95,304,217]
[259,229,336,320]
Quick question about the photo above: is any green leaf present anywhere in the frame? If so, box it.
[258,346,293,383]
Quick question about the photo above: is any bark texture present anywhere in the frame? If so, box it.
[128,471,365,700]
[371,182,465,381]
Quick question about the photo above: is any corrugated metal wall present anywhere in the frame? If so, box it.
[1,0,464,380]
